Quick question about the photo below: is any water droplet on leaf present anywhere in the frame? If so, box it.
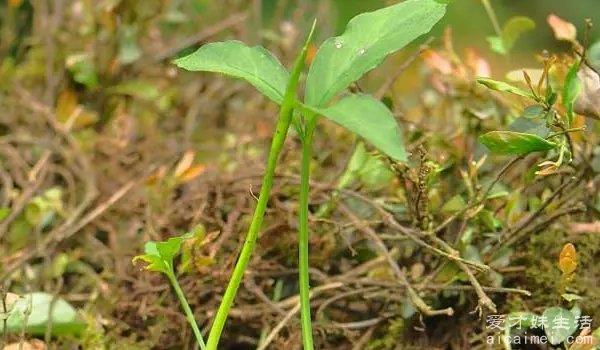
[334,40,343,49]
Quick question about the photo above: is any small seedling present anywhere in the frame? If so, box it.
[137,0,447,348]
[133,233,206,349]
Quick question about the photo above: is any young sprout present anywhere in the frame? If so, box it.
[137,0,448,348]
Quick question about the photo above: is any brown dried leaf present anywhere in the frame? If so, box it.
[177,164,206,183]
[1,292,19,312]
[574,66,600,120]
[568,328,599,350]
[174,150,195,178]
[570,221,600,234]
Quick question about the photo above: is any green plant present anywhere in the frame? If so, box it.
[480,0,535,56]
[137,0,447,348]
[476,56,584,174]
[133,233,206,349]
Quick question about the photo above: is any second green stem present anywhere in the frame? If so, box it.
[299,116,317,350]
[168,269,206,350]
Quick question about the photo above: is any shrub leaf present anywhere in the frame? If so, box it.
[563,60,582,124]
[477,78,535,99]
[479,131,557,155]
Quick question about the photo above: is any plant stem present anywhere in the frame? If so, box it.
[167,270,206,350]
[205,21,316,350]
[481,0,502,37]
[546,127,586,139]
[299,116,317,350]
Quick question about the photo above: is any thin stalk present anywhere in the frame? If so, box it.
[546,127,586,139]
[205,21,316,350]
[167,270,206,350]
[481,0,502,37]
[299,115,317,350]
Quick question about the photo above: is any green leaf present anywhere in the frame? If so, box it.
[489,247,513,269]
[487,16,535,55]
[509,117,550,138]
[477,78,535,99]
[173,41,289,104]
[478,209,502,231]
[522,104,546,119]
[479,131,557,155]
[588,41,600,70]
[0,206,11,221]
[486,36,506,55]
[441,194,466,214]
[65,53,99,89]
[108,80,160,100]
[133,233,192,275]
[486,183,510,199]
[303,94,406,161]
[305,0,446,106]
[461,245,483,264]
[357,153,394,190]
[561,293,583,302]
[6,292,84,336]
[543,306,578,345]
[118,25,142,65]
[563,60,582,124]
[501,16,535,51]
[593,326,600,340]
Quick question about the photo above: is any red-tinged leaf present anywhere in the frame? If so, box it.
[465,48,491,77]
[547,14,577,42]
[421,49,452,75]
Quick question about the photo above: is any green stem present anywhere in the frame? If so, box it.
[481,0,502,37]
[546,127,586,139]
[299,115,317,350]
[205,21,316,350]
[167,270,206,350]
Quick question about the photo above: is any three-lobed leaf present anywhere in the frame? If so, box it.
[173,41,290,104]
[479,131,557,155]
[302,94,406,161]
[305,0,446,106]
[133,233,192,275]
